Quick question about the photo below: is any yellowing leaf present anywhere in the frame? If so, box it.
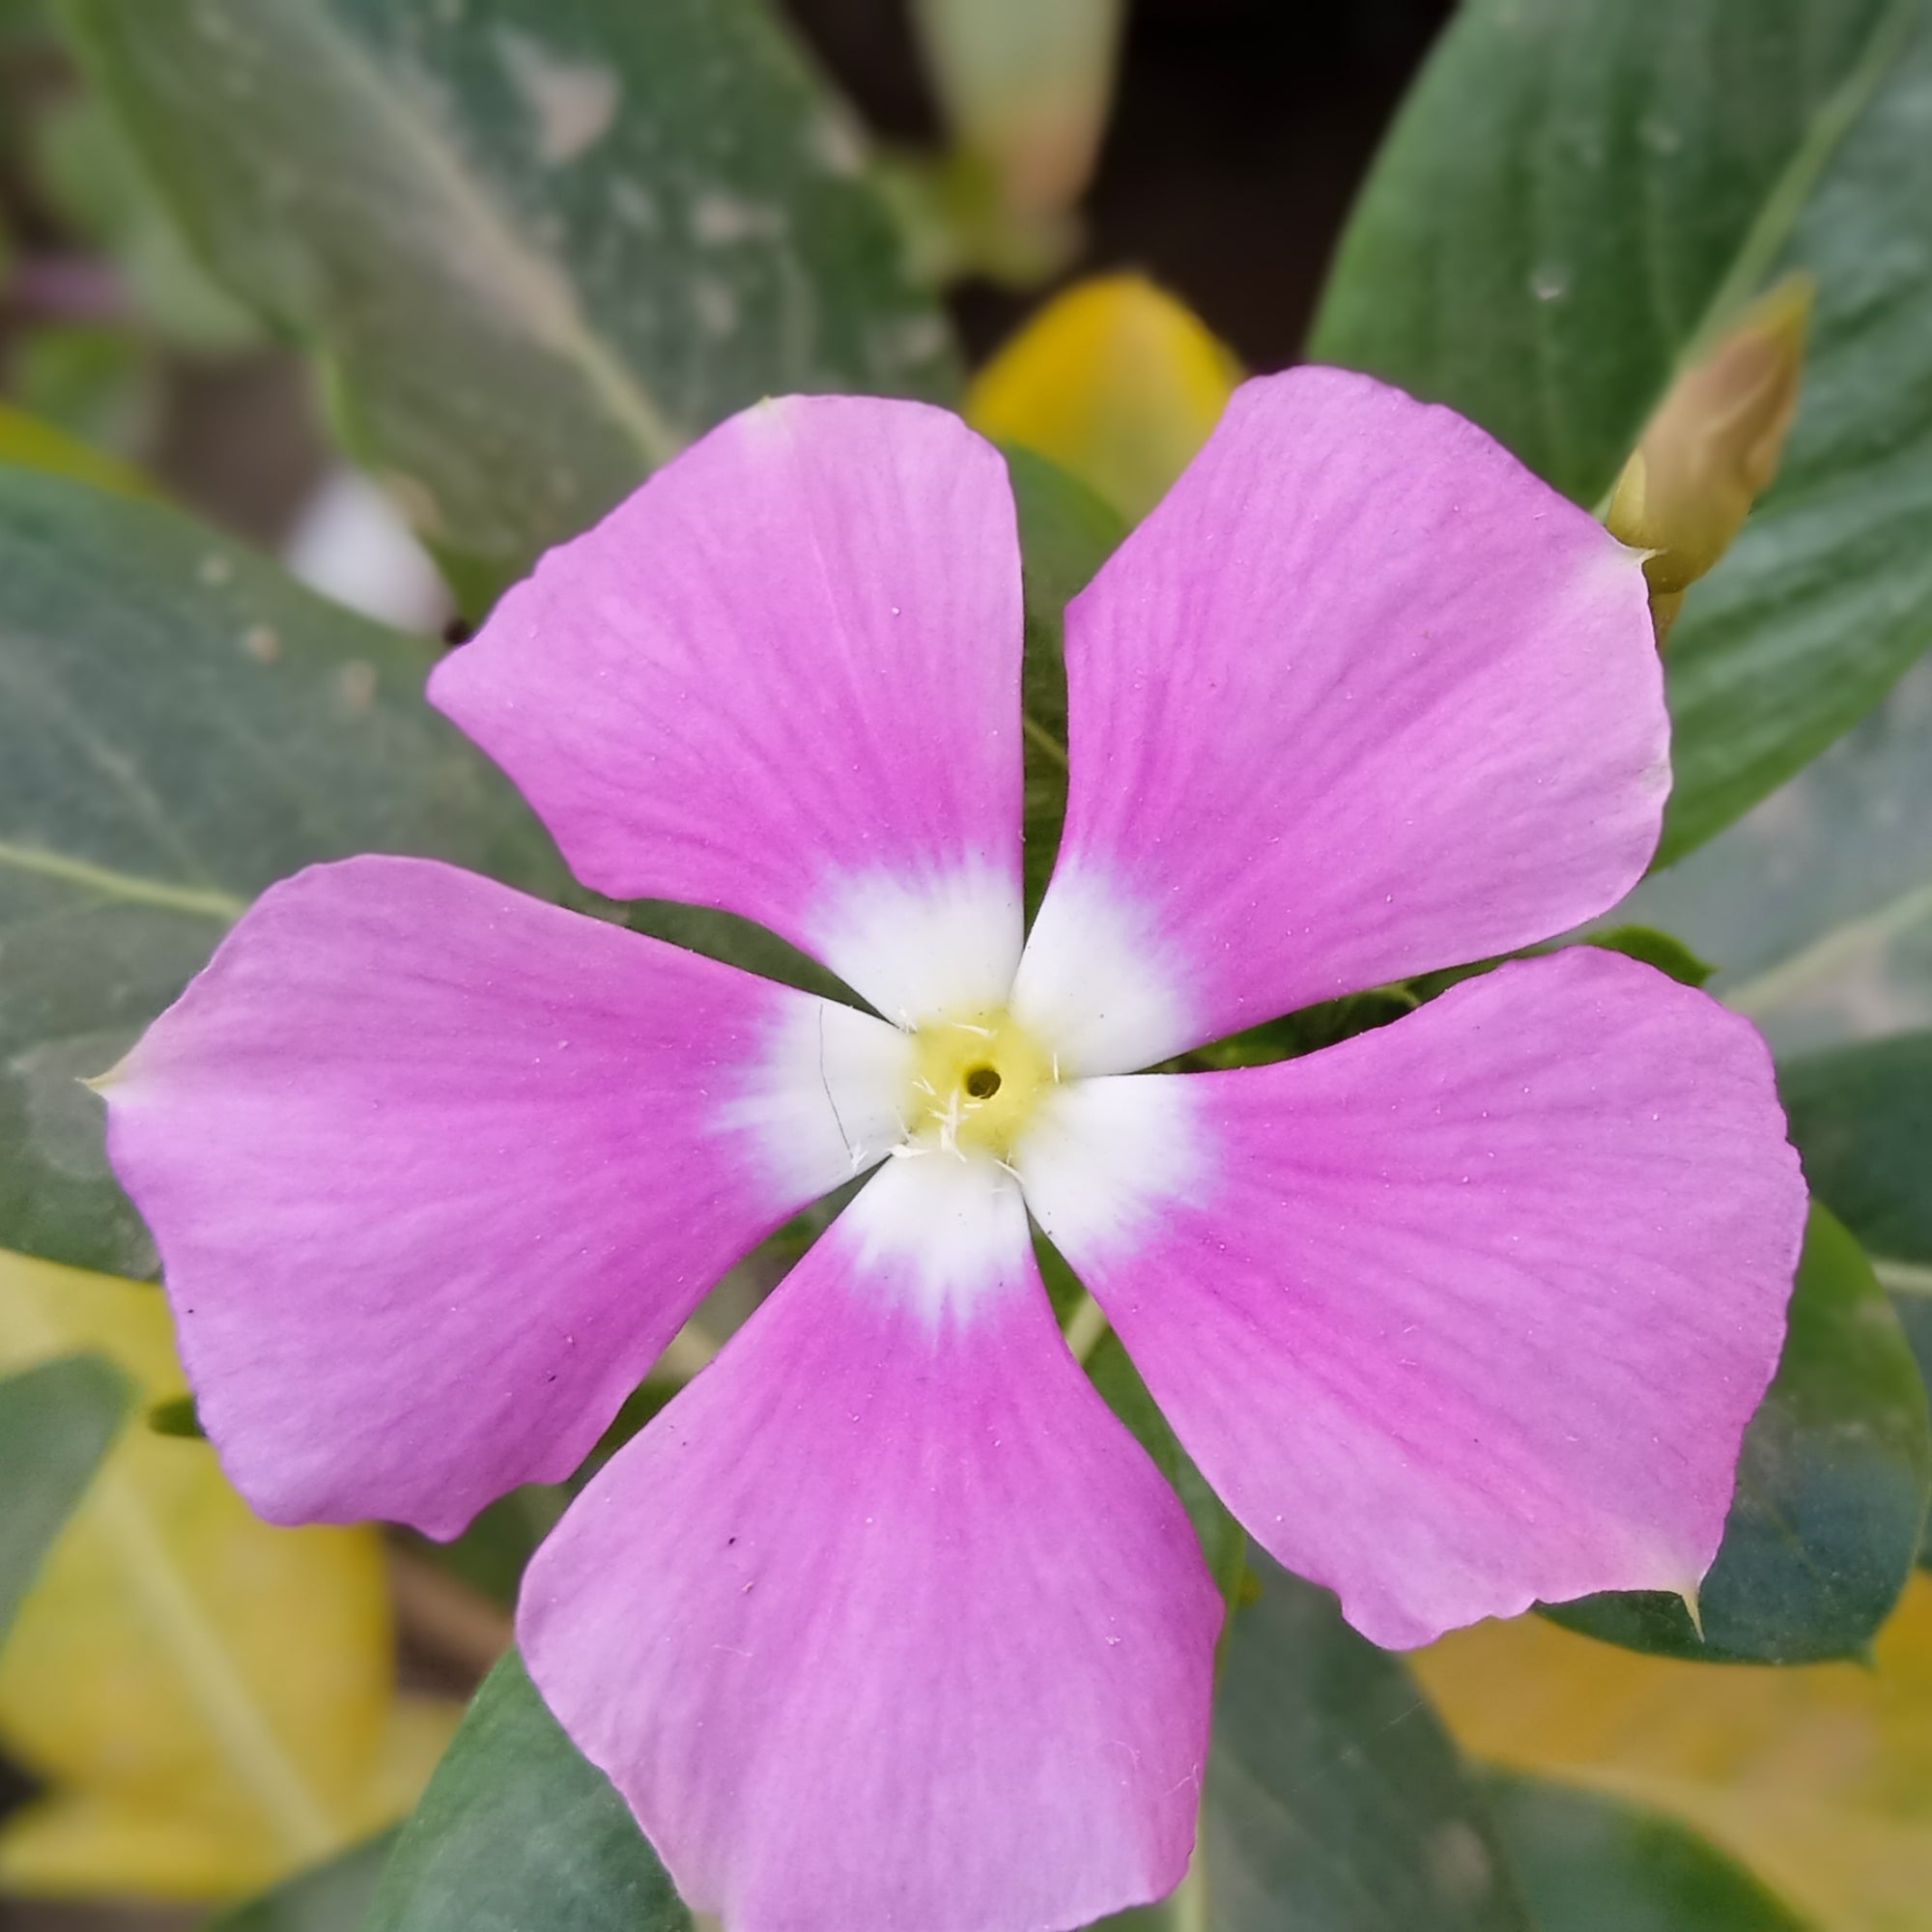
[967,273,1240,523]
[1413,1573,1932,1932]
[0,1249,458,1901]
[0,398,156,500]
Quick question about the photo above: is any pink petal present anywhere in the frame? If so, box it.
[1017,947,1805,1648]
[520,1154,1220,1932]
[431,396,1026,1023]
[99,856,913,1537]
[1012,367,1665,1072]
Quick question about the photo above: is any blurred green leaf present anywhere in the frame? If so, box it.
[1545,1204,1931,1662]
[365,1648,689,1932]
[1314,0,1932,865]
[203,1830,398,1932]
[1781,1033,1932,1265]
[33,95,261,352]
[62,0,959,606]
[0,469,568,1278]
[1484,1772,1813,1932]
[1616,656,1932,1056]
[1171,1559,1533,1932]
[146,1391,202,1439]
[0,1350,127,1643]
[9,324,155,456]
[1003,443,1123,915]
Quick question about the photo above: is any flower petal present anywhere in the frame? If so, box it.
[1012,367,1664,1072]
[1017,947,1805,1648]
[431,396,1026,1023]
[99,855,912,1537]
[520,1154,1220,1932]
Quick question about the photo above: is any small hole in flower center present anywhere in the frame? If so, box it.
[964,1065,1002,1099]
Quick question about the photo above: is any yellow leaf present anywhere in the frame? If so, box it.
[1413,1574,1932,1932]
[0,1249,459,1901]
[967,273,1241,524]
[0,398,156,501]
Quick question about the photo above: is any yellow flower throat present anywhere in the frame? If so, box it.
[906,1009,1058,1160]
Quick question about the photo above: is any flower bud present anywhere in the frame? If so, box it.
[1606,275,1812,639]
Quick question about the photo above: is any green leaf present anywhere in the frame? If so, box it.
[1003,443,1125,917]
[1779,1030,1932,1562]
[1781,1031,1932,1265]
[0,469,568,1277]
[61,0,960,604]
[365,1649,689,1932]
[1483,1772,1813,1932]
[1616,655,1932,1054]
[1084,1328,1247,1611]
[1194,1559,1533,1931]
[0,1350,127,1644]
[1313,0,1932,864]
[1659,5,1932,863]
[146,1391,202,1438]
[1584,925,1716,987]
[1311,0,1914,508]
[203,1830,399,1932]
[1544,1204,1931,1662]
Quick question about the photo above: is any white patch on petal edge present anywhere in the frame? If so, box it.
[840,1152,1031,1329]
[1010,868,1194,1074]
[717,997,915,1201]
[1014,1074,1211,1264]
[809,864,1023,1027]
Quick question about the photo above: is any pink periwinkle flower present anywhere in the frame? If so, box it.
[99,370,1804,1932]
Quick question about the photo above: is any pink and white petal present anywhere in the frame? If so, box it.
[431,396,1026,1024]
[520,1154,1220,1932]
[99,855,913,1538]
[1012,366,1664,1072]
[1016,948,1805,1649]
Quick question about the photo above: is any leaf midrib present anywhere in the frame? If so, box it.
[206,0,686,472]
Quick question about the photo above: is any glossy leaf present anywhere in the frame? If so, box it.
[205,1831,399,1932]
[1311,0,1910,507]
[1194,1559,1533,1932]
[0,1350,127,1643]
[1484,1773,1813,1932]
[0,469,566,1277]
[1659,7,1932,862]
[969,275,1240,522]
[62,0,959,603]
[0,1249,457,1899]
[1416,1570,1932,1932]
[1313,0,1932,865]
[1545,1205,1930,1662]
[365,1648,690,1932]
